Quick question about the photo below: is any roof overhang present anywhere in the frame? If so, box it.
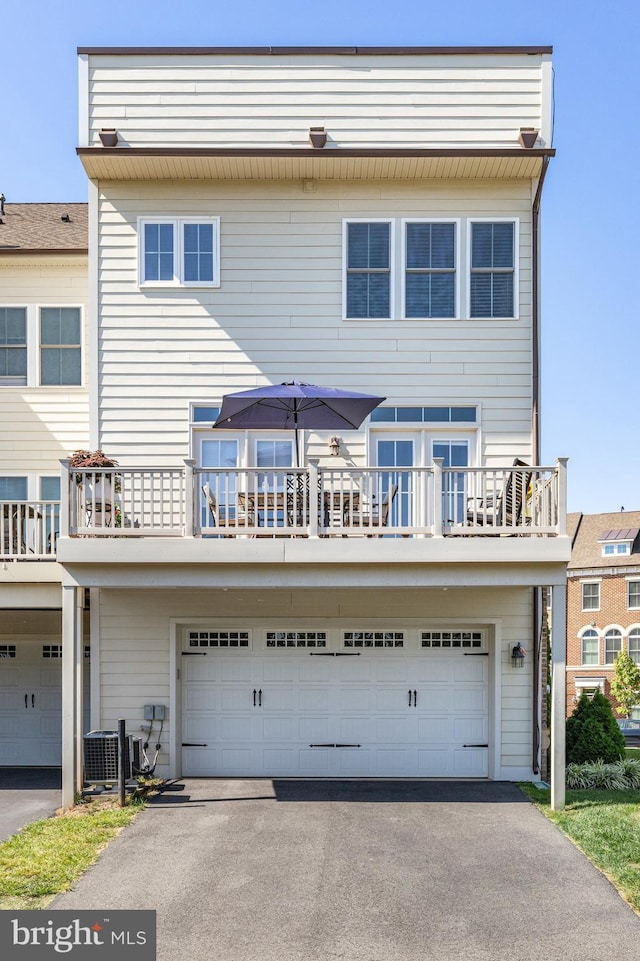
[76,147,554,182]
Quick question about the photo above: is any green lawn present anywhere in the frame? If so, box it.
[520,783,640,914]
[0,801,142,910]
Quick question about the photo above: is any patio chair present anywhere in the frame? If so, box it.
[346,484,398,536]
[466,459,531,530]
[202,484,252,536]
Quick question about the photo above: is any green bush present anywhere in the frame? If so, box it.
[566,691,626,764]
[565,758,640,790]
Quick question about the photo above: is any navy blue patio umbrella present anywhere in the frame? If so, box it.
[212,381,386,465]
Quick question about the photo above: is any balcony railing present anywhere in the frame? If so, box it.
[1,501,60,560]
[59,457,566,542]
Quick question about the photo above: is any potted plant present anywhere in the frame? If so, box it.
[70,450,120,512]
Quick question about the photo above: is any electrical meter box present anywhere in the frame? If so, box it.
[143,704,166,720]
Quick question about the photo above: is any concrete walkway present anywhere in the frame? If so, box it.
[54,780,640,961]
[0,767,61,841]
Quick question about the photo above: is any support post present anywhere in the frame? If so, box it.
[308,459,319,538]
[550,580,567,810]
[118,718,126,808]
[184,459,195,537]
[75,589,84,797]
[62,585,78,811]
[432,458,444,538]
[59,458,71,538]
[556,457,568,535]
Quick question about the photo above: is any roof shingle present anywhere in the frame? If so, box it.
[568,511,640,570]
[0,203,87,252]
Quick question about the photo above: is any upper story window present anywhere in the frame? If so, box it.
[628,628,640,665]
[370,406,476,424]
[139,217,220,287]
[0,308,27,386]
[581,581,600,611]
[580,628,599,665]
[40,308,81,386]
[404,221,456,318]
[628,581,640,610]
[345,221,391,318]
[604,628,623,664]
[469,221,516,318]
[603,542,631,556]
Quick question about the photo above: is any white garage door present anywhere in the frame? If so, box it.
[181,629,489,778]
[0,640,62,765]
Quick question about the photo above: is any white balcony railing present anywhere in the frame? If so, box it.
[60,457,566,541]
[1,501,60,559]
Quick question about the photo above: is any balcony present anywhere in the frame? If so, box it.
[1,501,60,560]
[59,458,566,542]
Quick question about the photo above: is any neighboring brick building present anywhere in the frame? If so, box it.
[566,510,640,718]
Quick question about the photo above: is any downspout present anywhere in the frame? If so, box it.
[531,154,550,775]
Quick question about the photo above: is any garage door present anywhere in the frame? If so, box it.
[0,640,62,765]
[181,628,489,778]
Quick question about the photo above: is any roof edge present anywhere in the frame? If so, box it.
[0,248,88,256]
[77,45,553,56]
[77,146,556,159]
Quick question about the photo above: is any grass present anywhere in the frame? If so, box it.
[625,747,640,758]
[0,795,145,910]
[520,783,640,914]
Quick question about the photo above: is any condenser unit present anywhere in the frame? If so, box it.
[83,730,141,783]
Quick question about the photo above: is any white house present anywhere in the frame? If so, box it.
[0,201,89,766]
[54,45,570,808]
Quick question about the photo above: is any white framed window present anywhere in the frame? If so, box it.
[581,581,600,611]
[402,220,458,319]
[343,220,393,319]
[138,217,220,288]
[628,627,640,665]
[468,220,518,319]
[580,628,599,665]
[39,308,81,386]
[628,581,640,610]
[604,627,623,664]
[0,307,27,385]
[0,476,28,500]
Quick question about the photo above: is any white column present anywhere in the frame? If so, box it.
[432,457,444,538]
[75,590,85,796]
[62,585,78,811]
[550,580,567,810]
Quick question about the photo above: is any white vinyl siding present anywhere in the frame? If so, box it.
[0,260,89,475]
[96,180,533,465]
[139,217,220,287]
[84,52,551,151]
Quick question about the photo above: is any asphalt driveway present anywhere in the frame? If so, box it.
[54,779,640,961]
[0,767,61,841]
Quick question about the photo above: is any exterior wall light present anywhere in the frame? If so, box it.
[309,127,327,148]
[99,129,119,147]
[511,642,526,667]
[329,436,340,456]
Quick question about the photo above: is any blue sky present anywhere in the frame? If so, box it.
[3,0,638,513]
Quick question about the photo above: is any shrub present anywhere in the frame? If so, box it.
[565,759,639,790]
[566,691,626,764]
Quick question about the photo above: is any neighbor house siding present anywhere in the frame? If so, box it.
[0,258,89,474]
[96,179,533,465]
[96,585,534,778]
[87,52,550,150]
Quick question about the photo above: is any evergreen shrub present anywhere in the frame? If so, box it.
[565,691,626,764]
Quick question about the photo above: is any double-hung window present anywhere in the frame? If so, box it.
[404,222,456,318]
[469,221,516,318]
[628,581,640,610]
[581,581,600,611]
[628,629,640,664]
[40,308,81,386]
[345,221,391,318]
[581,628,599,665]
[604,628,622,664]
[0,308,27,386]
[139,217,220,287]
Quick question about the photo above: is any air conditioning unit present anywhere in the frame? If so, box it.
[83,730,142,783]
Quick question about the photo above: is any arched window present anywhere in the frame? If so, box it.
[604,628,623,665]
[580,628,599,665]
[628,628,640,665]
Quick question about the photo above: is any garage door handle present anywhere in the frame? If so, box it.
[258,689,262,707]
[25,694,28,709]
[408,689,417,707]
[32,693,35,708]
[182,742,208,747]
[463,744,488,748]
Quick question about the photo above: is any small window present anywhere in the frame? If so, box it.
[139,218,220,287]
[40,308,81,385]
[404,222,456,318]
[266,631,327,648]
[187,630,250,648]
[581,629,599,665]
[581,582,600,611]
[604,628,622,664]
[345,222,391,318]
[0,476,28,500]
[344,631,404,648]
[629,629,640,664]
[0,307,27,386]
[470,222,515,318]
[628,582,640,610]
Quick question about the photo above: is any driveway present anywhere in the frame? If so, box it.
[0,767,61,841]
[54,779,640,961]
